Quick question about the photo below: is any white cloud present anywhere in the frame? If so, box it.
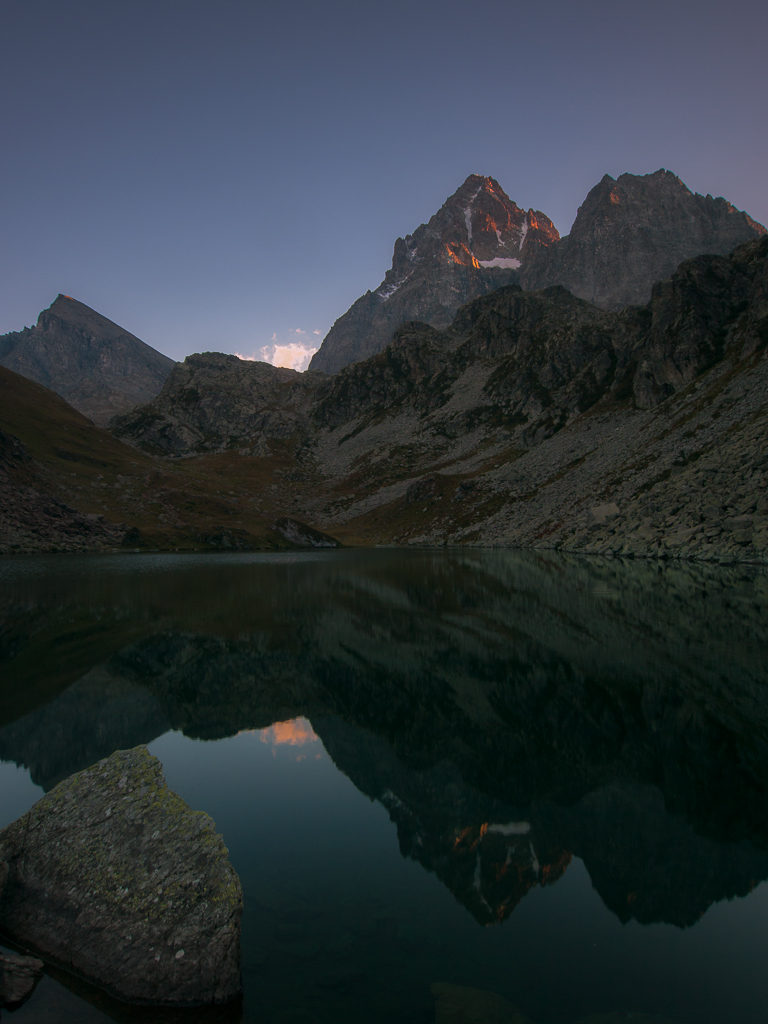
[313,329,321,335]
[265,343,316,370]
[235,342,312,371]
[234,328,319,372]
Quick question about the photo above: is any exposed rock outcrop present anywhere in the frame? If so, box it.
[111,235,768,563]
[309,170,764,374]
[110,351,324,456]
[0,295,175,425]
[521,169,766,309]
[270,516,340,547]
[0,746,242,1006]
[309,175,559,373]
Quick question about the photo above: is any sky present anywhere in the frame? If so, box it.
[1,0,766,370]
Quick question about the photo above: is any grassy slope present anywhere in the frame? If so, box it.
[0,366,331,551]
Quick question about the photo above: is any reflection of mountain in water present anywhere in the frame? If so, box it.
[1,551,767,929]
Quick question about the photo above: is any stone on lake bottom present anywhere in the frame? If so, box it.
[574,1016,684,1024]
[0,746,242,1006]
[431,982,534,1024]
[431,985,685,1024]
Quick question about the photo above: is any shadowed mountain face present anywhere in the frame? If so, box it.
[0,295,176,425]
[309,170,765,374]
[520,169,766,310]
[1,550,767,930]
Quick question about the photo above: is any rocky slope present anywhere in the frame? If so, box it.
[0,294,176,425]
[110,351,323,456]
[310,170,764,373]
[0,424,126,553]
[309,175,559,373]
[112,235,768,564]
[520,168,766,309]
[0,364,334,554]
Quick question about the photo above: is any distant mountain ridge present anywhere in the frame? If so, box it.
[0,294,176,425]
[520,168,767,308]
[310,169,765,374]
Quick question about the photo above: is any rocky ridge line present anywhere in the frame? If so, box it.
[0,294,176,425]
[309,174,559,373]
[521,168,766,309]
[310,169,765,373]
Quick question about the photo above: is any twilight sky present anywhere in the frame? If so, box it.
[2,0,766,368]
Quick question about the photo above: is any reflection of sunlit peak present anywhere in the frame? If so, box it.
[259,717,318,747]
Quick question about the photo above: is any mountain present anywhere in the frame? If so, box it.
[309,170,765,374]
[111,235,768,564]
[520,168,767,309]
[308,175,559,373]
[109,351,322,456]
[0,294,176,425]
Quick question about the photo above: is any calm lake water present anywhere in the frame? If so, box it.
[1,549,767,1024]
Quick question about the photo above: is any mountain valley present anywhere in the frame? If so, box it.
[1,169,766,563]
[106,235,768,563]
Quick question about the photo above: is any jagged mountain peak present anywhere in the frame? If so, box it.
[0,295,175,425]
[522,168,766,309]
[309,167,765,374]
[398,173,558,274]
[39,293,145,341]
[308,173,559,373]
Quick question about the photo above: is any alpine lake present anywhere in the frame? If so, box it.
[1,548,767,1024]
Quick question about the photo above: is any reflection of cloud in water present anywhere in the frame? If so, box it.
[259,717,319,749]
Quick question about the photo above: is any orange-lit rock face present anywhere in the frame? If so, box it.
[443,176,560,265]
[444,242,478,266]
[417,818,573,926]
[388,174,561,276]
[309,172,562,373]
[259,717,318,747]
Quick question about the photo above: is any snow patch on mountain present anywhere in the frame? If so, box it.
[478,257,522,269]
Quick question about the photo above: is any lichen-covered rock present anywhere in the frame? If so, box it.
[0,746,242,1006]
[0,953,44,1010]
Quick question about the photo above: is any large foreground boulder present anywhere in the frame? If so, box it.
[0,746,242,1006]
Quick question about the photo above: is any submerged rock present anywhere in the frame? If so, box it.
[0,952,44,1010]
[431,985,684,1024]
[0,746,242,1006]
[431,982,533,1024]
